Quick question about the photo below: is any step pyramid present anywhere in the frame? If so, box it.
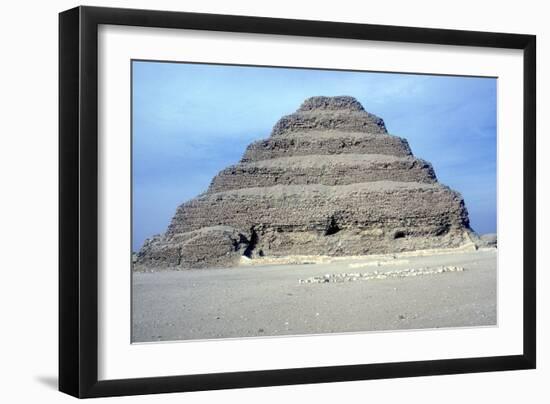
[135,96,474,270]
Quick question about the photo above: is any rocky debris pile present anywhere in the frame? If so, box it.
[137,226,249,270]
[299,266,465,284]
[134,96,476,270]
[479,233,497,248]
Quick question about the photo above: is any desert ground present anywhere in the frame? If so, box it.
[132,247,496,343]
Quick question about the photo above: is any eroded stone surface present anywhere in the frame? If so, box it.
[134,226,249,270]
[240,132,412,162]
[271,96,388,136]
[209,154,436,193]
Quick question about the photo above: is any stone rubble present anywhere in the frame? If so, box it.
[298,266,465,284]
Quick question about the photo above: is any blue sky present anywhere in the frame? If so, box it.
[132,61,497,251]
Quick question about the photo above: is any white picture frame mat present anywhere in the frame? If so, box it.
[97,24,524,381]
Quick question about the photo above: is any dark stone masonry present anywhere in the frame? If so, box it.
[135,96,475,270]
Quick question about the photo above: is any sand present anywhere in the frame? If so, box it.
[132,248,496,343]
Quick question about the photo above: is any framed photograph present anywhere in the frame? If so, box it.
[59,6,536,398]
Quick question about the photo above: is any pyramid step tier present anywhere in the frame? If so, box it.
[167,182,469,242]
[141,182,472,265]
[271,109,387,136]
[297,96,367,112]
[209,154,436,193]
[241,131,412,162]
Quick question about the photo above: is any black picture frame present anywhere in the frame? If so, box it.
[59,5,536,398]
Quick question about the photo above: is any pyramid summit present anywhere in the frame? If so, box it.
[271,96,387,136]
[135,96,474,270]
[297,96,367,112]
